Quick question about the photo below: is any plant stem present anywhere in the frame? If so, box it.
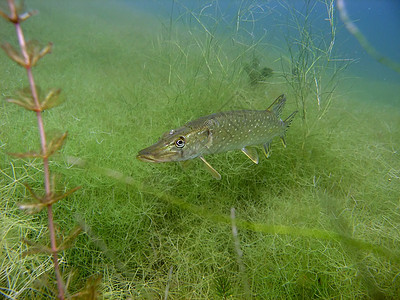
[337,0,400,73]
[47,204,64,300]
[7,0,65,298]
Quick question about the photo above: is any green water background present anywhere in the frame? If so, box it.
[0,0,399,298]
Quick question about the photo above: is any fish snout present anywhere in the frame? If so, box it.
[136,149,158,162]
[137,141,183,163]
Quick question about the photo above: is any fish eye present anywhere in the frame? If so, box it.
[175,136,185,148]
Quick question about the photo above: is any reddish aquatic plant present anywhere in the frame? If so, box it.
[0,1,92,299]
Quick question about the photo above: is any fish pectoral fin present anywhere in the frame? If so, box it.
[241,147,259,164]
[263,142,271,158]
[199,156,221,180]
[180,160,193,169]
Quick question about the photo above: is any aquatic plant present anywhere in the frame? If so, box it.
[280,0,351,138]
[0,1,99,299]
[243,56,273,85]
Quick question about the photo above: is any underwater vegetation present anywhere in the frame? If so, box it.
[243,56,274,85]
[1,0,400,299]
[0,0,99,298]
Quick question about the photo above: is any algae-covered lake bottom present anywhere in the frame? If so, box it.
[1,0,399,298]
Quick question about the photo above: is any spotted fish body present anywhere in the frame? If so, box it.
[188,110,284,155]
[137,94,297,179]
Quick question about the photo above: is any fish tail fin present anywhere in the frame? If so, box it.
[280,110,298,148]
[284,110,298,128]
[266,94,286,118]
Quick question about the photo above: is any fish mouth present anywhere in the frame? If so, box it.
[137,147,169,162]
[137,144,179,163]
[136,153,159,163]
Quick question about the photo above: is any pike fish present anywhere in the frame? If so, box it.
[137,94,297,180]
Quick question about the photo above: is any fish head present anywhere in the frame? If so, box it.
[137,126,211,163]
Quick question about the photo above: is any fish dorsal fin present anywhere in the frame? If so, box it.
[266,94,286,118]
[199,156,221,180]
[241,147,259,164]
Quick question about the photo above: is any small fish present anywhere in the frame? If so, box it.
[137,94,297,179]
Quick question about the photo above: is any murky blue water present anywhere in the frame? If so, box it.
[124,0,400,93]
[339,0,400,83]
